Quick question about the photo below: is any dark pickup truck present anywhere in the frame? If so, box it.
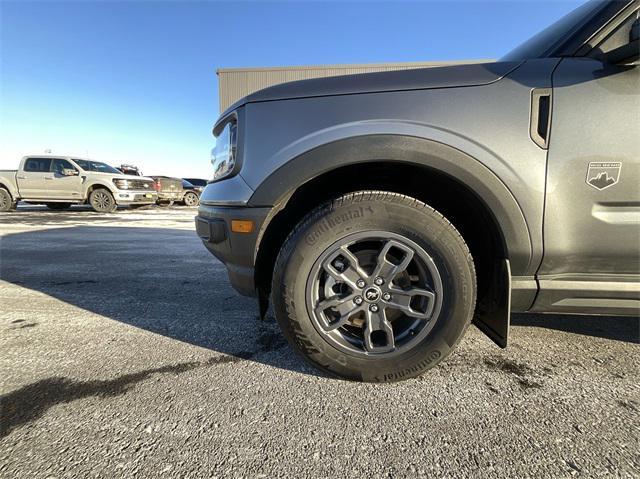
[196,0,640,382]
[149,176,184,206]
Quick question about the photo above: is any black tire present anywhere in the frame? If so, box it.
[272,191,476,382]
[89,188,117,213]
[183,191,199,207]
[157,200,174,207]
[0,188,16,212]
[46,203,72,210]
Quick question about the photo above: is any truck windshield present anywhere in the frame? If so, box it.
[74,160,121,174]
[501,0,609,61]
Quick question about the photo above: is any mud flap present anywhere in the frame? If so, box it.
[473,259,511,348]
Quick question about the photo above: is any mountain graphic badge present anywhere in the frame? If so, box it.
[586,162,621,191]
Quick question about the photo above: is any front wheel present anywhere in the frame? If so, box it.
[89,188,117,213]
[272,191,476,382]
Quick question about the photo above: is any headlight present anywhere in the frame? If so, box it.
[113,178,130,189]
[211,120,237,181]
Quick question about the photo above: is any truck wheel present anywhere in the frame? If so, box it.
[89,188,117,213]
[46,203,71,210]
[0,188,16,212]
[272,191,476,382]
[157,200,174,207]
[183,192,199,207]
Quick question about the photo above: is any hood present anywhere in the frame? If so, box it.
[220,61,522,117]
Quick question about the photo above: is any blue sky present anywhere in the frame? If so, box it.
[1,0,582,179]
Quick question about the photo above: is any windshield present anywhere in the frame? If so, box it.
[74,159,122,174]
[501,0,609,60]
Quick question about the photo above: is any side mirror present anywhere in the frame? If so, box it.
[63,168,79,176]
[607,18,640,65]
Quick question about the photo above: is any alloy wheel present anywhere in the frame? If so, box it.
[305,231,443,357]
[91,190,113,211]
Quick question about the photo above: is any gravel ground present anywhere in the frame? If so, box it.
[1,206,639,478]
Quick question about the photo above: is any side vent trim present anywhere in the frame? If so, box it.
[530,88,552,149]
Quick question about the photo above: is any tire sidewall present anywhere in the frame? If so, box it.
[273,193,476,382]
[184,192,198,206]
[89,188,116,213]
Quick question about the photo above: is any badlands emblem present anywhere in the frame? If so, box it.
[586,162,621,190]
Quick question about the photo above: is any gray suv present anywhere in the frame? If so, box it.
[196,0,640,381]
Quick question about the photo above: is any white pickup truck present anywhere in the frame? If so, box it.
[0,155,158,213]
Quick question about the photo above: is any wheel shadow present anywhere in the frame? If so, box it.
[0,225,316,377]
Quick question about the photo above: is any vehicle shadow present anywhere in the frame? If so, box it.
[1,225,637,382]
[0,225,317,377]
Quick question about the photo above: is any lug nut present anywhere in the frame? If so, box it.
[382,292,391,301]
[374,277,384,286]
[356,279,366,288]
[354,296,363,305]
[369,304,379,313]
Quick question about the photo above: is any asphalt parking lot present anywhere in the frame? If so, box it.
[1,206,638,478]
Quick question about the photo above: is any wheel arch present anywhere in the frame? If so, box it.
[85,182,116,203]
[0,181,18,200]
[251,135,535,342]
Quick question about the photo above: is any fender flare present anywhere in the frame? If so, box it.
[249,134,533,275]
[84,181,117,201]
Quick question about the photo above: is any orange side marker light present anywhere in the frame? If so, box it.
[231,220,254,233]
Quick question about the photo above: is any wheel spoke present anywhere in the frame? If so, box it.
[364,308,395,353]
[315,294,363,331]
[322,246,366,289]
[386,287,436,319]
[372,240,414,282]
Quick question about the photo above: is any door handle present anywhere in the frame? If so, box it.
[530,88,552,149]
[16,176,26,180]
[45,176,54,180]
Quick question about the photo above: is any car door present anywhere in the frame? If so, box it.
[533,11,640,315]
[17,157,53,198]
[49,158,83,199]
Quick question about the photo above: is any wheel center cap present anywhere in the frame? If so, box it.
[363,286,381,303]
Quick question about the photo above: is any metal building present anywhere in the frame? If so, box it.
[216,60,488,113]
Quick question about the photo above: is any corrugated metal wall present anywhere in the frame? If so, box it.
[217,60,488,112]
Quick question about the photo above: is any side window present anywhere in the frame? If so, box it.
[74,159,90,171]
[52,159,77,175]
[24,158,52,172]
[591,9,639,57]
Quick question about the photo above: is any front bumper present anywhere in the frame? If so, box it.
[196,204,272,296]
[116,190,158,204]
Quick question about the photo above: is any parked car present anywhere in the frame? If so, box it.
[117,164,142,176]
[196,0,640,382]
[148,176,184,206]
[180,179,202,207]
[0,156,157,213]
